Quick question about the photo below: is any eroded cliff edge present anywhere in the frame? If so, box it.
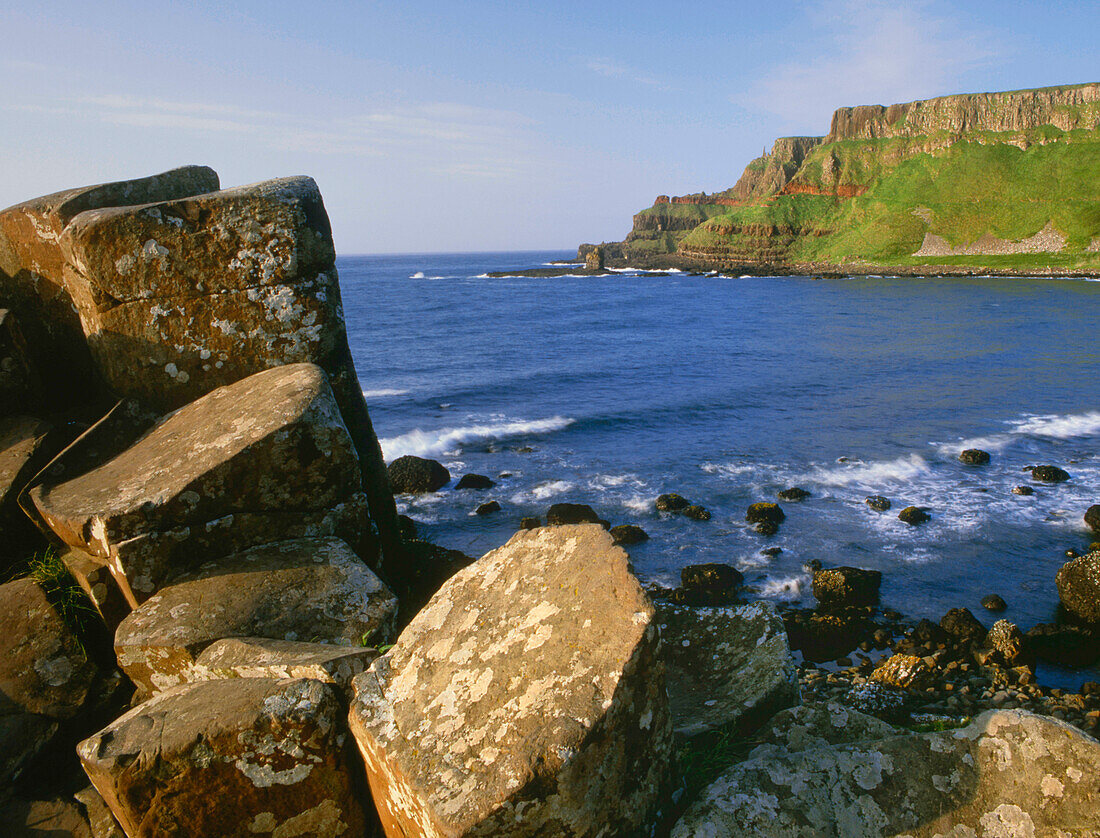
[585,82,1100,276]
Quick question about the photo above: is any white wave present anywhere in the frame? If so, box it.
[810,454,931,487]
[510,480,575,503]
[381,416,575,460]
[623,495,654,514]
[362,388,410,399]
[759,573,810,601]
[1011,411,1100,440]
[544,262,582,267]
[701,461,757,478]
[409,271,425,279]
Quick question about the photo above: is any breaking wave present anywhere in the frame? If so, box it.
[381,416,575,460]
[362,388,410,399]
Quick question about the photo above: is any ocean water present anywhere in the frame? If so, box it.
[342,251,1100,662]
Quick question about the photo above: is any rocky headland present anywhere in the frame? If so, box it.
[1,168,1098,836]
[580,82,1100,278]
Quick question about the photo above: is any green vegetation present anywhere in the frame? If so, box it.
[674,728,759,802]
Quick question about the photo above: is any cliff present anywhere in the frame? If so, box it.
[588,82,1100,275]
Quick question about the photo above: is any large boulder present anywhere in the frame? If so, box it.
[546,501,606,526]
[78,677,365,837]
[348,524,673,837]
[29,364,369,604]
[1030,464,1070,483]
[812,566,881,609]
[1086,504,1100,535]
[387,454,450,493]
[657,600,798,740]
[0,166,220,411]
[192,637,379,691]
[0,577,97,784]
[672,709,1100,837]
[1056,551,1100,624]
[114,537,396,695]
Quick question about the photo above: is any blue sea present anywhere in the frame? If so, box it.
[341,251,1100,678]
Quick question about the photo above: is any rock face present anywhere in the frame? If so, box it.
[730,137,824,201]
[812,566,881,609]
[387,454,450,493]
[0,165,220,411]
[1056,551,1100,624]
[1085,504,1100,535]
[192,637,379,691]
[348,524,673,837]
[114,537,396,694]
[78,677,365,837]
[30,363,368,605]
[0,578,97,784]
[657,600,797,740]
[0,414,56,566]
[672,708,1100,837]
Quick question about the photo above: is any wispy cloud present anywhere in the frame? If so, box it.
[587,57,667,89]
[736,0,1001,127]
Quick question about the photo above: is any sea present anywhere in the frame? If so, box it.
[341,250,1100,684]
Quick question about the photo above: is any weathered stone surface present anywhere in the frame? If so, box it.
[812,566,881,609]
[115,537,396,694]
[348,524,673,837]
[870,653,934,691]
[754,702,898,753]
[0,577,96,784]
[1056,551,1100,624]
[78,677,365,837]
[0,309,43,414]
[657,600,798,740]
[387,454,450,493]
[60,547,129,630]
[0,414,55,564]
[193,637,379,691]
[985,619,1031,668]
[672,709,1100,837]
[74,785,125,838]
[0,166,220,410]
[0,796,93,838]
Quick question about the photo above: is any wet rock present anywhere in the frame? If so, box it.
[79,677,364,837]
[387,454,450,494]
[455,473,495,490]
[777,487,811,502]
[682,504,711,521]
[870,653,934,691]
[657,600,797,740]
[981,593,1007,612]
[783,607,871,663]
[958,448,990,465]
[546,501,607,527]
[520,516,541,530]
[812,566,882,609]
[754,521,779,536]
[609,523,648,545]
[671,709,1100,837]
[940,607,987,649]
[745,502,785,526]
[1085,504,1100,535]
[898,505,930,525]
[1055,551,1100,624]
[656,493,691,512]
[762,546,783,557]
[348,524,673,837]
[864,495,891,512]
[985,619,1032,668]
[1031,464,1070,483]
[0,578,97,784]
[1025,623,1100,668]
[192,638,379,691]
[1012,484,1034,495]
[910,618,949,648]
[114,537,396,694]
[30,364,366,604]
[475,500,501,515]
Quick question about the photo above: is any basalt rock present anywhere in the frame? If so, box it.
[657,600,797,741]
[1055,551,1100,624]
[192,638,379,692]
[348,524,673,837]
[671,709,1100,837]
[0,309,43,415]
[673,563,743,606]
[1025,622,1100,668]
[78,677,365,837]
[0,414,57,567]
[898,505,931,525]
[1085,504,1100,535]
[777,487,810,502]
[520,516,541,530]
[546,501,607,527]
[812,566,882,609]
[609,523,648,545]
[745,502,785,526]
[388,455,450,494]
[60,547,129,631]
[1031,464,1070,483]
[455,473,495,490]
[958,448,990,465]
[940,607,987,649]
[114,537,396,695]
[656,493,691,512]
[864,495,891,512]
[1012,485,1034,496]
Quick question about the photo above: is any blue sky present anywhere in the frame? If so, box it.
[2,1,1096,253]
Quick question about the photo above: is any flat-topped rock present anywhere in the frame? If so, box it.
[115,537,396,694]
[657,600,798,740]
[348,524,673,837]
[672,709,1100,837]
[31,362,360,558]
[78,677,364,837]
[193,637,379,691]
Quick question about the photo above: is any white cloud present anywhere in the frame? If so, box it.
[587,57,667,89]
[736,0,1001,129]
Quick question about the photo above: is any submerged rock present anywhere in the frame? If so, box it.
[981,593,1007,612]
[348,524,673,837]
[475,500,501,515]
[387,454,450,493]
[1012,484,1034,495]
[777,487,811,501]
[682,504,711,521]
[1085,504,1100,535]
[864,495,891,512]
[656,493,691,512]
[455,473,495,490]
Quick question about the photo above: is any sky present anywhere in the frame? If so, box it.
[1,1,1097,253]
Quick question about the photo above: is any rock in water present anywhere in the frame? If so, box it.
[657,600,797,740]
[114,537,396,695]
[864,495,891,512]
[812,566,882,609]
[656,493,691,512]
[745,502,785,526]
[545,501,606,526]
[1085,504,1100,535]
[940,607,987,649]
[78,678,365,837]
[609,523,648,545]
[777,487,811,501]
[387,455,450,493]
[958,448,990,465]
[1031,464,1070,483]
[898,505,931,525]
[455,473,495,490]
[671,709,1100,837]
[1056,551,1100,624]
[348,524,673,837]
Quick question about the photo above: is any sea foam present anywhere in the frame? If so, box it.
[362,388,410,399]
[381,416,574,460]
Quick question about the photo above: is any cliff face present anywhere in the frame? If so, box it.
[592,82,1100,275]
[827,83,1100,142]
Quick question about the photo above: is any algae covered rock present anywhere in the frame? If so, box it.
[387,454,450,493]
[348,524,673,837]
[1056,550,1100,624]
[812,566,881,609]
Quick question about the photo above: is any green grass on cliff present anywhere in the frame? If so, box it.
[678,127,1100,269]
